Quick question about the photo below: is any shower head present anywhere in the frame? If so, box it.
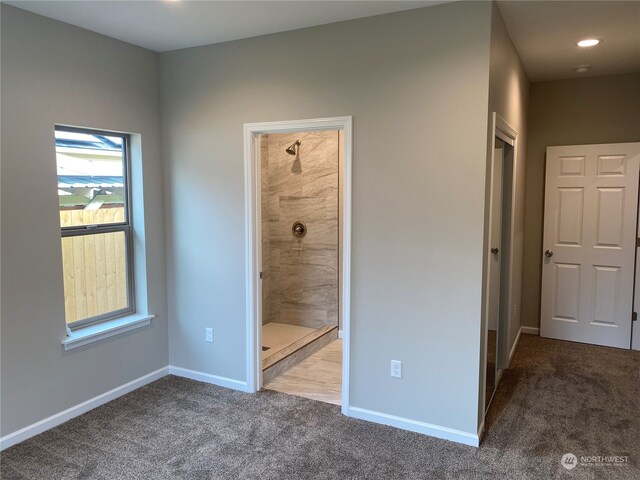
[286,140,301,156]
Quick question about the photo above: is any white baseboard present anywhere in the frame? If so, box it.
[168,366,249,392]
[338,329,343,339]
[521,326,540,335]
[346,406,479,447]
[0,366,169,451]
[508,327,522,365]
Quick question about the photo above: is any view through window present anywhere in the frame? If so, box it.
[55,127,133,327]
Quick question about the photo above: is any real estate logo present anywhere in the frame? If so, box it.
[561,453,630,470]
[561,453,578,470]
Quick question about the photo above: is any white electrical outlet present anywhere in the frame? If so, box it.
[391,360,402,378]
[205,328,213,343]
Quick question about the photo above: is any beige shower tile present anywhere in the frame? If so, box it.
[262,325,337,373]
[275,275,338,307]
[325,134,339,166]
[261,322,316,361]
[262,130,339,334]
[278,303,329,329]
[269,171,303,195]
[277,262,337,280]
[327,309,338,326]
[279,196,327,222]
[264,339,342,405]
[274,286,335,308]
[268,224,281,239]
[302,221,338,245]
[325,194,339,222]
[302,169,337,197]
[279,243,337,267]
[269,248,280,267]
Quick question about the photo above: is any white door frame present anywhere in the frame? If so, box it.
[494,114,517,371]
[482,113,517,412]
[243,116,353,414]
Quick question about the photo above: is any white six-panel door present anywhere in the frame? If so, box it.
[541,143,640,349]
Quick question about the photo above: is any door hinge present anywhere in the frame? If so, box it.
[259,271,263,280]
[633,312,637,322]
[636,238,640,247]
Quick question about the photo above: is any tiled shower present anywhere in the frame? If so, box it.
[260,130,340,377]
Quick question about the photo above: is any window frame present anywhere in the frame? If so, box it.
[56,125,136,330]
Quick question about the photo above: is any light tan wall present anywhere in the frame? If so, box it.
[522,72,640,329]
[261,131,339,330]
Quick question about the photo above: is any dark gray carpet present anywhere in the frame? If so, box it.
[2,335,638,479]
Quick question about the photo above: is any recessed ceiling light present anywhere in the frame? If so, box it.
[577,39,600,47]
[575,65,590,73]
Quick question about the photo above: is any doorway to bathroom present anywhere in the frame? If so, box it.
[244,117,352,413]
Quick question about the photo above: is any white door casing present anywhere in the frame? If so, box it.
[488,145,504,333]
[243,116,353,414]
[541,143,640,349]
[482,113,517,420]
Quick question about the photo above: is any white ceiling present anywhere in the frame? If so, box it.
[5,1,640,82]
[4,0,444,52]
[498,1,640,82]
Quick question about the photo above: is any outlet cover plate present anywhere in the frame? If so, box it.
[391,360,402,378]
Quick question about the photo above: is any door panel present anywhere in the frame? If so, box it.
[552,263,580,322]
[592,265,620,326]
[541,143,640,348]
[556,187,584,246]
[595,188,625,247]
[559,156,585,177]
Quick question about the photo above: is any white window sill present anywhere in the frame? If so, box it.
[62,314,155,351]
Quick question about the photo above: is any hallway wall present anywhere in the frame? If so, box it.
[521,72,640,331]
[480,2,530,424]
[489,2,530,352]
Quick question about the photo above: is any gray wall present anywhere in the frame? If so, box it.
[0,5,168,436]
[483,0,529,405]
[162,1,492,435]
[489,3,529,349]
[521,72,640,330]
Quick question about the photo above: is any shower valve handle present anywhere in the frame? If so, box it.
[292,221,307,238]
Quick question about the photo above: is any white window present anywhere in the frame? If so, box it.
[55,126,134,329]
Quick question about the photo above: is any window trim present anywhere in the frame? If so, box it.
[55,125,136,331]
